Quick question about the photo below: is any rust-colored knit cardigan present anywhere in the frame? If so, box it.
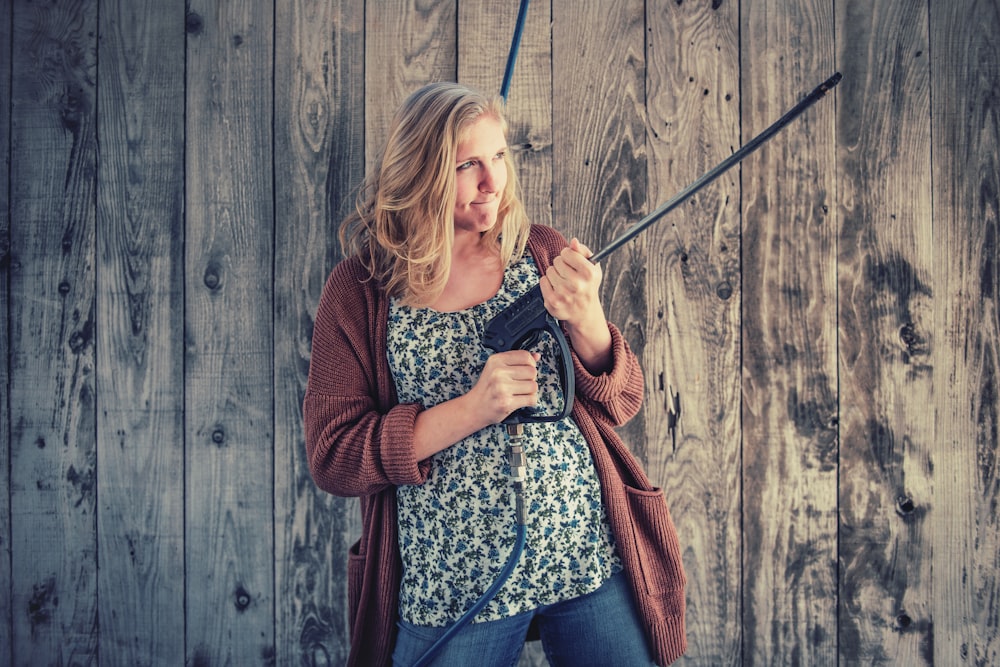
[304,224,686,666]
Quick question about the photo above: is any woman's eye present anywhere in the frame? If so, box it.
[457,160,475,171]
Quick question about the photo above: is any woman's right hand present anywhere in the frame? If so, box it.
[469,350,540,424]
[411,350,539,461]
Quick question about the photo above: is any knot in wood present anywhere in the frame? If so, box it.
[185,12,203,35]
[60,85,89,134]
[69,329,89,354]
[899,322,919,354]
[234,586,252,611]
[895,494,916,517]
[203,265,221,290]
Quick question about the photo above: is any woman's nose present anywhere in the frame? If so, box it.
[481,162,503,192]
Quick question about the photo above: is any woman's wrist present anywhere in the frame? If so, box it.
[565,311,613,375]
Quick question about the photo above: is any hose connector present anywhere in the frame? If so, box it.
[506,423,528,525]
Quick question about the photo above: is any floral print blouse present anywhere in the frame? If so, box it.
[387,255,621,627]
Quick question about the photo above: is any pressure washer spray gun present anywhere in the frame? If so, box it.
[483,71,843,428]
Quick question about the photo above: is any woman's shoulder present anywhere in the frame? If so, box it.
[324,254,379,292]
[318,254,383,319]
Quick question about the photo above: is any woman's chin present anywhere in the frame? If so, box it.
[456,210,499,234]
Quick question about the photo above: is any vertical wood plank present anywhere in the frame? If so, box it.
[364,0,457,165]
[551,0,648,454]
[8,1,98,663]
[931,0,1000,664]
[273,0,365,664]
[184,1,276,663]
[457,0,553,229]
[0,0,12,660]
[836,0,934,662]
[645,1,742,663]
[95,0,186,662]
[740,0,839,663]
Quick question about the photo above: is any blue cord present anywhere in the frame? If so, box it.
[410,523,527,667]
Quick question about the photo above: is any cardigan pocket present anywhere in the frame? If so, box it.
[347,538,364,635]
[623,485,686,597]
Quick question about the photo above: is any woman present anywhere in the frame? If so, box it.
[304,82,686,666]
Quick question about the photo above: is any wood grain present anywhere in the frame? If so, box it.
[645,1,742,663]
[365,0,457,166]
[0,0,12,661]
[552,0,648,457]
[184,1,276,663]
[930,0,1000,664]
[0,1,998,665]
[95,0,186,662]
[740,0,839,663]
[8,1,99,663]
[273,0,365,664]
[836,0,934,663]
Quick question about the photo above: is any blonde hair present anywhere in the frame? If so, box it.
[339,82,530,306]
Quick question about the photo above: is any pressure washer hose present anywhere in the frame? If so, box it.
[409,523,527,667]
[410,424,529,667]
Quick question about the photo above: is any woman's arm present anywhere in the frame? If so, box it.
[304,261,546,494]
[570,322,644,427]
[529,227,644,427]
[411,349,541,459]
[539,238,613,374]
[303,263,429,497]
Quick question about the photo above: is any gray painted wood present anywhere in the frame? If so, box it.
[1,1,997,665]
[9,1,99,663]
[645,1,743,663]
[930,1,1000,665]
[273,0,364,663]
[836,0,934,663]
[0,0,12,662]
[184,1,276,663]
[740,0,840,663]
[95,0,186,662]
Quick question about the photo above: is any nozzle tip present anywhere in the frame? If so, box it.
[824,72,843,90]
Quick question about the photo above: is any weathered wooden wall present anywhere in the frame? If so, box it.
[1,0,997,665]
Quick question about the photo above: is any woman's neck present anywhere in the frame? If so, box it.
[429,234,503,312]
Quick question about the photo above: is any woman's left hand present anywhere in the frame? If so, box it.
[540,238,605,329]
[540,238,613,374]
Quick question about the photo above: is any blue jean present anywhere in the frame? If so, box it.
[391,570,657,667]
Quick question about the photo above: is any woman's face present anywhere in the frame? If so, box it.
[452,115,508,236]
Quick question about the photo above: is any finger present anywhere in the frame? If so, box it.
[492,351,539,382]
[560,244,594,275]
[569,237,594,259]
[494,349,537,366]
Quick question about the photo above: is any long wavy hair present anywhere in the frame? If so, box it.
[339,82,531,306]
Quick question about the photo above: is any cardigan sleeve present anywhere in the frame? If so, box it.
[303,261,431,498]
[570,321,644,427]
